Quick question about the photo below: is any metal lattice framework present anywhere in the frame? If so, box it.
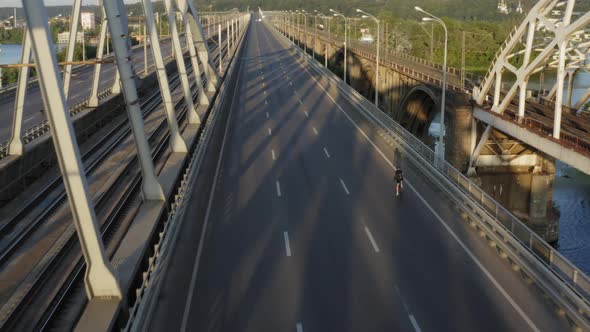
[13,0,237,300]
[473,0,590,138]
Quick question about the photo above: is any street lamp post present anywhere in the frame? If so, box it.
[315,10,328,67]
[415,6,447,161]
[295,10,301,47]
[330,9,347,84]
[357,9,380,108]
[302,10,307,54]
[313,14,316,59]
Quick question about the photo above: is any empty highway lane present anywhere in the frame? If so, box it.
[146,17,569,332]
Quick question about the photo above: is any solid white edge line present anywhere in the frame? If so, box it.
[364,226,380,253]
[339,178,350,195]
[323,147,330,158]
[409,315,422,332]
[276,180,282,197]
[296,46,541,332]
[283,231,292,257]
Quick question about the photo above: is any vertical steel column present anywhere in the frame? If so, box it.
[63,0,82,98]
[112,70,121,94]
[493,70,502,109]
[313,15,316,59]
[163,0,200,124]
[185,21,209,105]
[304,15,307,53]
[143,21,148,76]
[104,0,165,200]
[218,24,222,72]
[518,21,535,119]
[553,0,575,139]
[566,71,575,107]
[227,19,231,55]
[88,7,108,107]
[187,0,219,92]
[140,0,187,153]
[22,0,121,299]
[8,30,31,156]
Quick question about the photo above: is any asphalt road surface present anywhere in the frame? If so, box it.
[146,17,569,332]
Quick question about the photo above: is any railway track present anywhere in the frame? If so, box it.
[0,37,229,331]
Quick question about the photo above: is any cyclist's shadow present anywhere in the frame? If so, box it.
[393,148,403,170]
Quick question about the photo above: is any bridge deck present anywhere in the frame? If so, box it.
[145,19,568,331]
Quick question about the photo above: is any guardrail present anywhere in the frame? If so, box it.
[279,24,590,328]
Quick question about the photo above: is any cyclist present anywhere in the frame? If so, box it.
[394,169,404,196]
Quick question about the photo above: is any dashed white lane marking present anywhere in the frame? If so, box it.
[262,82,266,87]
[271,149,276,160]
[276,180,282,197]
[283,231,292,256]
[304,111,309,118]
[298,52,540,332]
[268,128,272,136]
[264,90,267,95]
[339,178,350,195]
[266,111,270,118]
[289,81,293,86]
[364,226,380,253]
[296,322,303,332]
[298,99,303,105]
[409,315,422,332]
[265,99,268,105]
[312,127,318,135]
[323,147,330,158]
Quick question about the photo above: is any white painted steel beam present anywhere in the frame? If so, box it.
[163,0,200,124]
[22,0,121,299]
[63,0,82,98]
[140,0,187,153]
[103,0,165,201]
[184,17,209,105]
[187,0,220,91]
[8,30,31,156]
[88,7,108,107]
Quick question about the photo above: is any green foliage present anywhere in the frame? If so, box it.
[0,27,24,44]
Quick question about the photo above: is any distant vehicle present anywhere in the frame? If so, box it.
[359,34,375,44]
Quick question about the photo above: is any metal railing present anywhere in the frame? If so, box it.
[277,22,590,328]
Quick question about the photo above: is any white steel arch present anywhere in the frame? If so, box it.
[473,0,590,138]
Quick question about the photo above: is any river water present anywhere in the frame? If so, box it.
[3,42,590,272]
[0,44,21,65]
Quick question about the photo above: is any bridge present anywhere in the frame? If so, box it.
[0,1,590,332]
